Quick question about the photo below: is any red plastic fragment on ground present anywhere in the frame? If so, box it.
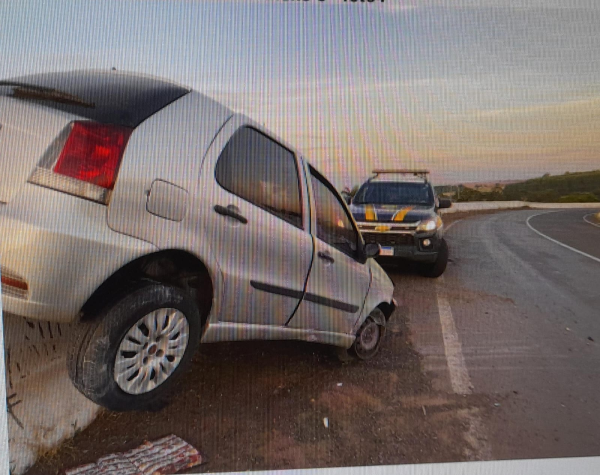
[64,435,202,475]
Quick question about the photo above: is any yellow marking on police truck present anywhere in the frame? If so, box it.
[365,205,377,221]
[392,207,414,222]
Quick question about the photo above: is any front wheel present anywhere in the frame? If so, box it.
[67,283,201,411]
[337,308,386,362]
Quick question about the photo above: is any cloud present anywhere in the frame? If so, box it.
[206,73,600,186]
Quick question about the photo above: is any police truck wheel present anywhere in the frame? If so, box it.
[421,238,449,278]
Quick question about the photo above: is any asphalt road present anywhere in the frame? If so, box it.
[390,208,600,461]
[528,209,600,260]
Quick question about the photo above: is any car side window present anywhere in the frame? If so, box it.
[310,168,360,259]
[215,127,303,229]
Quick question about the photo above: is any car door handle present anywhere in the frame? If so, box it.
[317,251,335,264]
[214,205,248,224]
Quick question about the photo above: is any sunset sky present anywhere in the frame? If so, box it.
[2,0,600,188]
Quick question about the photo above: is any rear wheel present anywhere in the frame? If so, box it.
[67,283,201,411]
[421,238,449,278]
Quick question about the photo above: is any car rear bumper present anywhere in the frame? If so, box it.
[0,185,157,322]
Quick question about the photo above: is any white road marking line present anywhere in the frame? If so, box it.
[583,213,600,228]
[444,219,462,233]
[436,276,491,460]
[526,212,600,264]
[436,276,472,395]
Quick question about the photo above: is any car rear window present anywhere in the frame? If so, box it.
[0,70,190,128]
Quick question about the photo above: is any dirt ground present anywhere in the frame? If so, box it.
[26,209,509,475]
[27,308,491,475]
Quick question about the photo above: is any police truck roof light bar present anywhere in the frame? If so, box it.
[371,169,430,182]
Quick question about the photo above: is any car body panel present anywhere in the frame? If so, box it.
[287,234,371,334]
[354,258,396,334]
[0,97,74,203]
[288,166,372,335]
[105,92,234,323]
[196,114,314,327]
[1,70,395,351]
[0,184,157,322]
[200,321,356,348]
[107,91,233,240]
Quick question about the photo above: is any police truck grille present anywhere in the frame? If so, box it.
[362,233,413,246]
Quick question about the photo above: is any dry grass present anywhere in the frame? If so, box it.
[34,439,79,475]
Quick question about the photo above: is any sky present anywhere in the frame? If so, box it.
[1,0,600,188]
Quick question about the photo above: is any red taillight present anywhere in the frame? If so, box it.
[53,121,133,189]
[0,269,29,299]
[1,274,28,291]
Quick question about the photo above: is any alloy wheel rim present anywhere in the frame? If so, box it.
[358,319,380,353]
[114,308,189,395]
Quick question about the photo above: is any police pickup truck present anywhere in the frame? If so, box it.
[349,170,452,277]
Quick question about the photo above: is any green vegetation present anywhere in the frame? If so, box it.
[502,170,600,202]
[557,193,600,203]
[435,170,600,203]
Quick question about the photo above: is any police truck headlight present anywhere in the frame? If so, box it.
[416,217,442,232]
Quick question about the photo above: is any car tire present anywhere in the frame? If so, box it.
[421,238,449,278]
[67,282,201,412]
[337,308,386,362]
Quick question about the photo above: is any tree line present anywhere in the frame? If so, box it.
[435,170,600,203]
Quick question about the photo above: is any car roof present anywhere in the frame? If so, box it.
[1,69,190,127]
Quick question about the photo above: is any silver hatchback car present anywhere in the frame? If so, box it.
[0,70,396,411]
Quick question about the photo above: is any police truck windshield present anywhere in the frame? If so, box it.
[353,182,434,206]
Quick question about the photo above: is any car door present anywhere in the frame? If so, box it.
[287,165,371,335]
[198,118,313,326]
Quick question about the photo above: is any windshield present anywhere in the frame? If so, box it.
[353,182,434,206]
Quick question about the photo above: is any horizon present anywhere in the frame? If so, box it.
[348,168,600,189]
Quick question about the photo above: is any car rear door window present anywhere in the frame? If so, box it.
[310,168,360,258]
[215,127,303,229]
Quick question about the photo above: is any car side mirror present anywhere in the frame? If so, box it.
[438,198,452,209]
[344,195,352,205]
[363,243,381,259]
